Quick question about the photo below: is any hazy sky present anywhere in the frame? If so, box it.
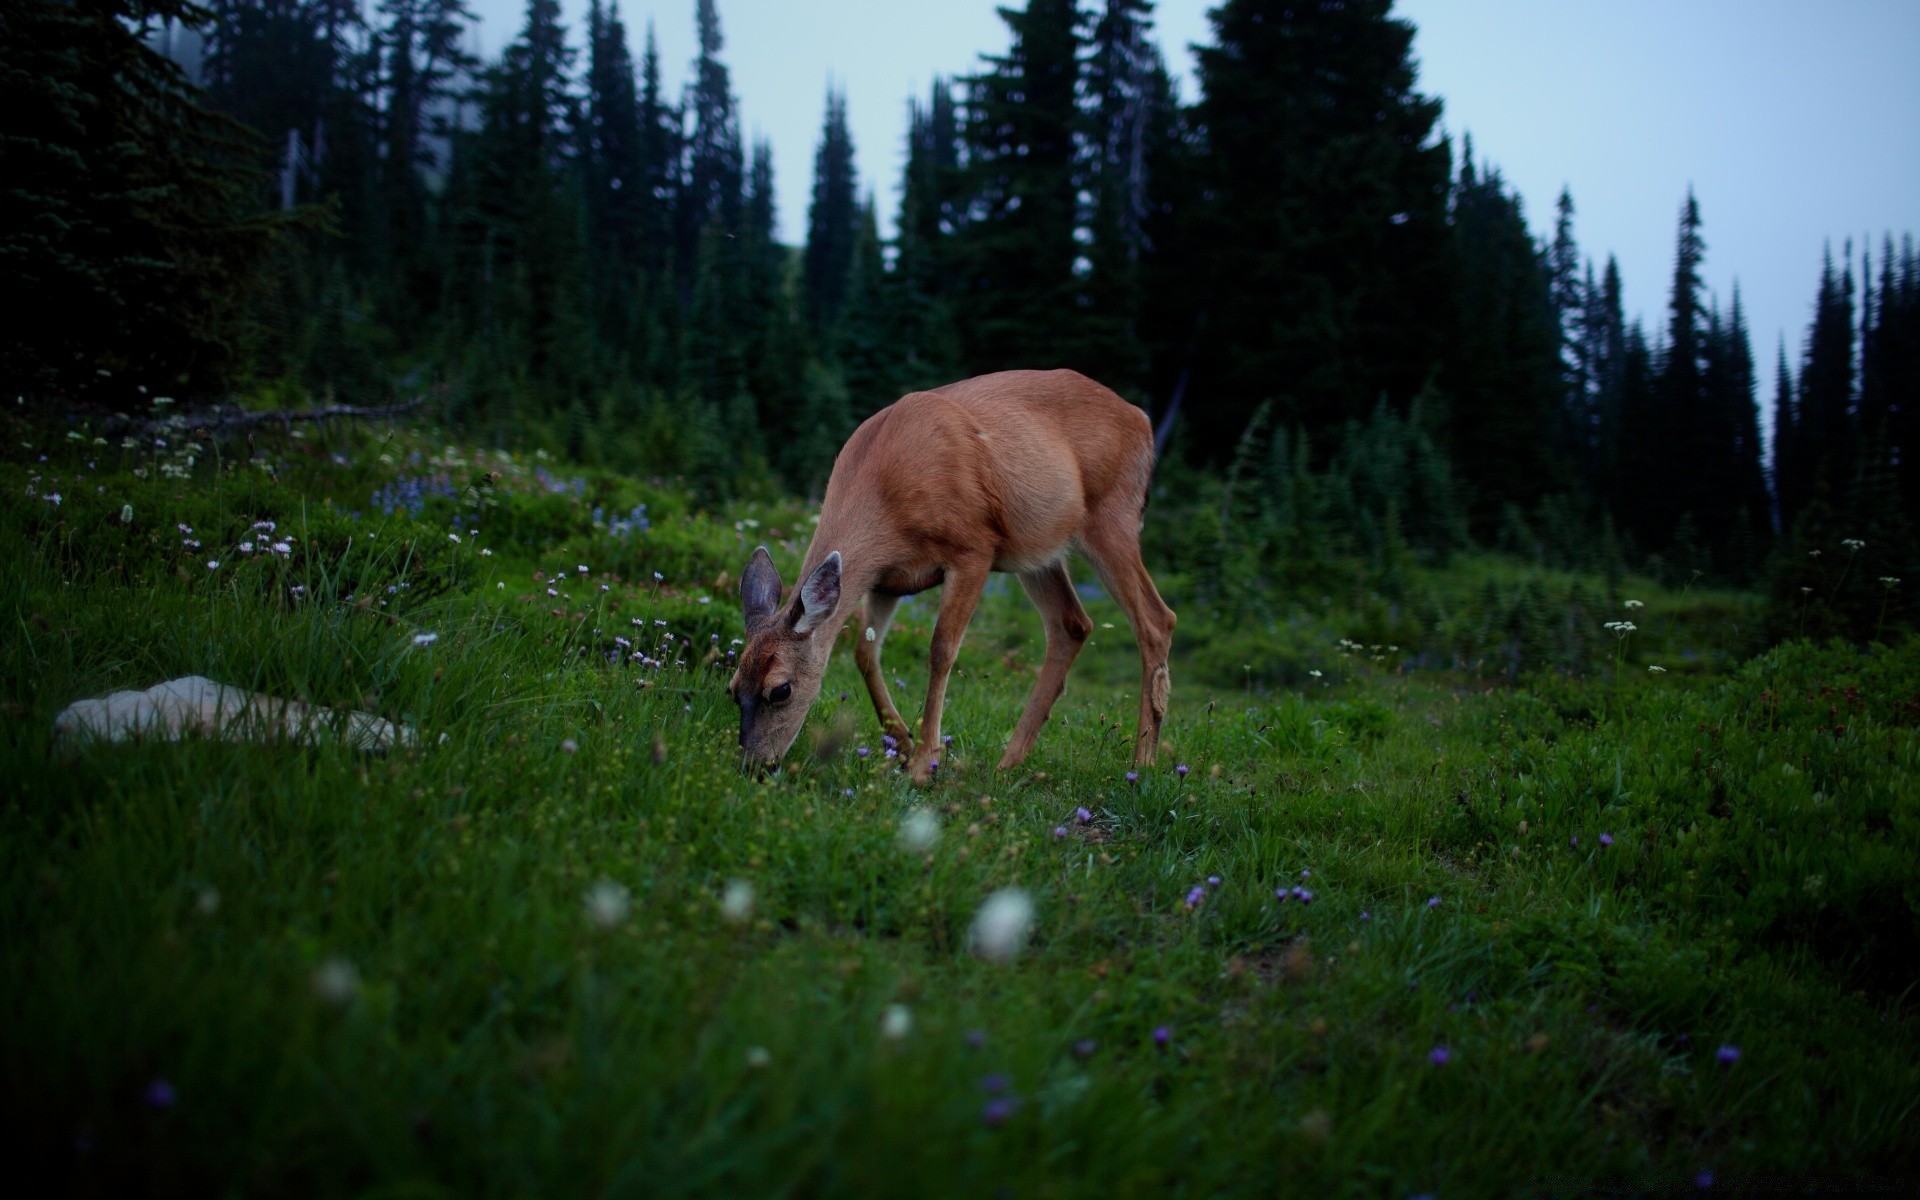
[467,0,1920,401]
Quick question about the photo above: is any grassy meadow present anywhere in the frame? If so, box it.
[3,415,1917,1197]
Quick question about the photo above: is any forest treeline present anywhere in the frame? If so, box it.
[4,0,1918,592]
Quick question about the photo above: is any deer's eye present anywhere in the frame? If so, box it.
[768,682,793,705]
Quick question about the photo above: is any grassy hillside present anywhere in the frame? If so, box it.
[3,417,1917,1196]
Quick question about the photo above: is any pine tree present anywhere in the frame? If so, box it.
[891,78,964,391]
[802,85,858,335]
[1442,145,1563,536]
[373,0,476,287]
[1800,242,1858,505]
[677,0,742,291]
[1547,188,1588,466]
[1,0,290,406]
[950,0,1085,374]
[1188,0,1450,455]
[584,0,644,348]
[1771,339,1802,529]
[1077,0,1160,392]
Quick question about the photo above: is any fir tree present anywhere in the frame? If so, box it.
[584,0,644,346]
[1800,242,1857,505]
[951,0,1085,374]
[1,0,290,406]
[802,85,859,335]
[677,0,742,287]
[1188,0,1451,454]
[1441,146,1563,535]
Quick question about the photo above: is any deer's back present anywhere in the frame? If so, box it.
[822,370,1151,576]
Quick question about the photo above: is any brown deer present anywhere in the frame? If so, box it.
[728,369,1175,782]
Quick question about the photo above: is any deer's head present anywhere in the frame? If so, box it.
[728,546,842,770]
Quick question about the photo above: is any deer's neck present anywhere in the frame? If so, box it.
[800,513,893,643]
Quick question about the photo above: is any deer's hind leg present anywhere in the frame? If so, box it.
[1078,501,1177,766]
[852,593,913,751]
[998,560,1093,770]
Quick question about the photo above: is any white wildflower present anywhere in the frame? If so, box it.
[720,879,755,924]
[1648,664,1667,673]
[1623,599,1644,609]
[1842,538,1865,551]
[745,1046,772,1069]
[119,504,133,524]
[969,888,1035,963]
[583,880,631,929]
[879,1004,913,1041]
[898,808,939,852]
[312,957,360,1006]
[412,631,439,647]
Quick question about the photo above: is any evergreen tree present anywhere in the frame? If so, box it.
[445,0,589,402]
[1188,0,1451,454]
[1077,0,1161,392]
[950,0,1085,374]
[802,85,859,335]
[1620,191,1707,550]
[1771,339,1802,529]
[2,0,290,406]
[583,0,643,346]
[1442,146,1563,535]
[1799,243,1857,507]
[890,78,964,391]
[839,195,900,414]
[1547,188,1588,463]
[677,0,742,289]
[373,0,476,288]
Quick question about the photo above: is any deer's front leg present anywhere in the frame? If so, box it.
[851,593,913,752]
[910,559,990,784]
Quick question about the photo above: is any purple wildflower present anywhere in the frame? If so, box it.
[1185,886,1206,909]
[1072,1038,1099,1060]
[1206,875,1222,888]
[1716,1044,1741,1064]
[1599,832,1614,847]
[1428,1045,1451,1066]
[965,1029,987,1049]
[981,1097,1018,1126]
[1125,771,1139,784]
[943,735,953,746]
[1053,826,1068,838]
[144,1079,178,1108]
[1426,895,1441,909]
[1153,1025,1171,1046]
[1695,1171,1714,1189]
[857,747,870,758]
[1359,910,1371,921]
[881,734,898,749]
[1176,763,1189,777]
[1075,806,1093,824]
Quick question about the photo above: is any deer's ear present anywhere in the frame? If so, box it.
[741,546,783,626]
[792,551,841,636]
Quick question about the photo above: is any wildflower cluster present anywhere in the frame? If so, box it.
[592,503,651,537]
[372,473,458,518]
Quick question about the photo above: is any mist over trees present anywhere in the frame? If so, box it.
[5,0,1918,594]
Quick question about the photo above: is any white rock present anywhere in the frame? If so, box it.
[53,676,415,752]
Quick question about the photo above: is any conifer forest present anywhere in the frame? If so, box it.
[3,1,1917,1194]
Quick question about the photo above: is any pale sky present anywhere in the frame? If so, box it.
[468,0,1920,402]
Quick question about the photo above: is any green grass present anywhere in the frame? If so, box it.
[3,419,1917,1197]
